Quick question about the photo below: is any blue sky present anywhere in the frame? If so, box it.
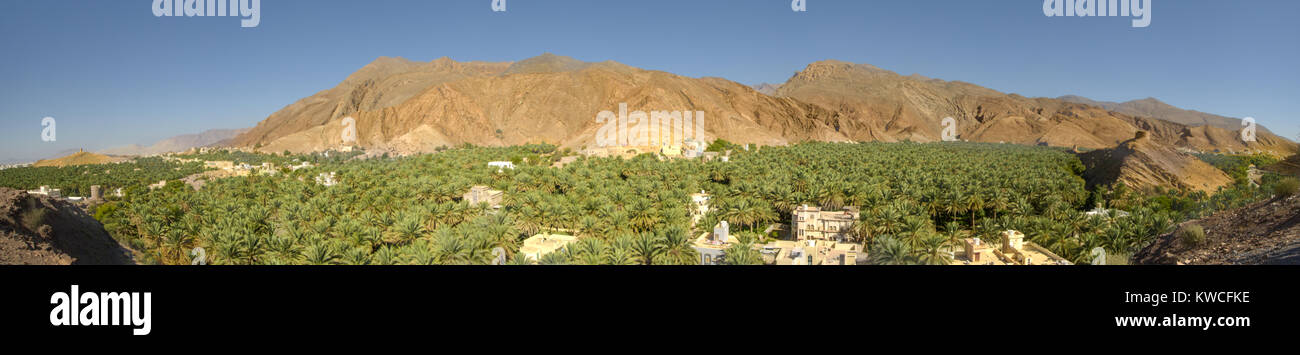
[2,0,1297,163]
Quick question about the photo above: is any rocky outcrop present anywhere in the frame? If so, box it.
[1078,134,1234,194]
[0,188,133,265]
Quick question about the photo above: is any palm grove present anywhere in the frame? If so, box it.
[9,141,1289,265]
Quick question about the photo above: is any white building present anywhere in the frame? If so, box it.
[27,186,62,198]
[315,172,339,187]
[689,191,710,227]
[487,161,515,171]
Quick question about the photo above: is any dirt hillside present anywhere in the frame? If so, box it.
[1269,154,1300,177]
[32,150,126,167]
[1135,194,1300,265]
[1078,134,1234,194]
[0,188,134,265]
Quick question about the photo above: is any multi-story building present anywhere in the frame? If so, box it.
[791,205,859,241]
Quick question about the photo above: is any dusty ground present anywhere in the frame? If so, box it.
[0,188,134,265]
[1135,194,1300,265]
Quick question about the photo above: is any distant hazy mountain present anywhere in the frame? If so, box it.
[100,128,249,156]
[1056,95,1273,134]
[32,150,126,167]
[751,83,781,96]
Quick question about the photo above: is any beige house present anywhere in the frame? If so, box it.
[519,233,578,263]
[956,230,1072,265]
[792,205,860,242]
[463,185,504,209]
[204,161,235,170]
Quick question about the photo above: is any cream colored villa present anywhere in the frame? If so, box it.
[792,205,860,242]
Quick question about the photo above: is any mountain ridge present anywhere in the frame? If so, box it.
[100,128,249,156]
[226,54,1299,158]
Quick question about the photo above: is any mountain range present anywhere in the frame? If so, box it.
[100,128,249,156]
[225,54,1298,157]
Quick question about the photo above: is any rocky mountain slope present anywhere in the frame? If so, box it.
[227,55,1299,158]
[101,128,249,156]
[230,56,513,149]
[0,188,133,265]
[1135,194,1300,265]
[776,60,1297,154]
[236,54,846,153]
[1078,134,1234,194]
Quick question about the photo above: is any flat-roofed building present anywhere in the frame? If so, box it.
[955,230,1072,265]
[463,185,504,209]
[204,161,235,170]
[764,239,860,265]
[693,221,735,265]
[487,161,515,171]
[519,233,578,263]
[315,172,339,187]
[27,185,63,198]
[689,191,710,227]
[792,205,859,242]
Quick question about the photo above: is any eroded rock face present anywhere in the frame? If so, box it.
[1078,135,1233,194]
[0,188,134,265]
[779,60,1298,155]
[228,55,1299,157]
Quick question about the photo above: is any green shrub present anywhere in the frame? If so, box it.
[1177,224,1206,248]
[20,198,48,232]
[1274,177,1300,198]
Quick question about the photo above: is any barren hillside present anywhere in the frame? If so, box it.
[1078,134,1234,194]
[238,54,847,153]
[227,55,1299,157]
[0,188,133,265]
[32,150,126,167]
[778,60,1298,155]
[1135,194,1300,265]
